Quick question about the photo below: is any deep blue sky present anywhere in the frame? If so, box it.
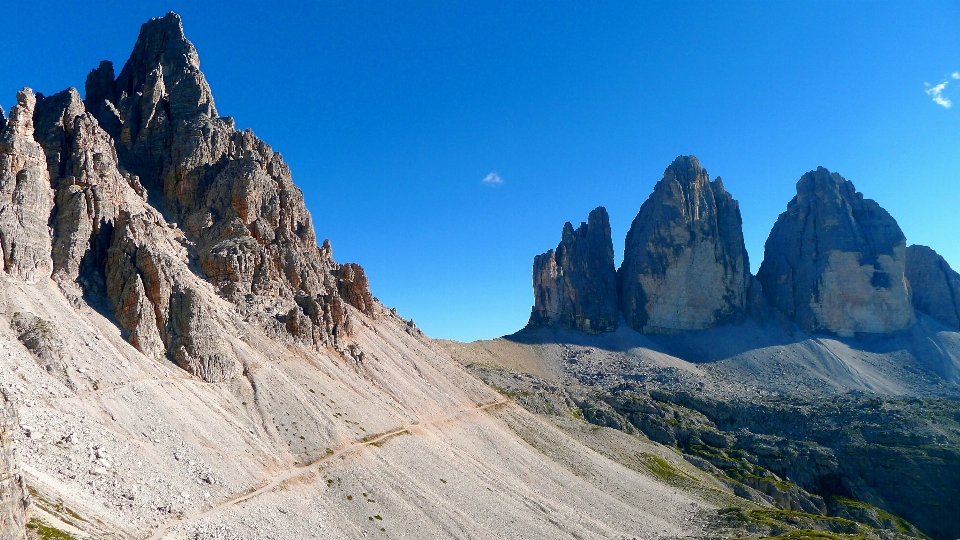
[3,1,960,342]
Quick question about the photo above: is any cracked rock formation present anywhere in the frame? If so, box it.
[906,244,960,329]
[0,389,28,540]
[757,167,914,335]
[0,89,55,284]
[0,12,373,383]
[618,156,750,333]
[529,206,618,333]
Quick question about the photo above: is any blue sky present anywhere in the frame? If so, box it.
[3,1,960,342]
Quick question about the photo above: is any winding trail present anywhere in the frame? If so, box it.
[145,397,510,539]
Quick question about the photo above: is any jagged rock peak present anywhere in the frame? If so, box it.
[757,167,914,336]
[906,244,960,329]
[0,14,375,383]
[618,155,750,333]
[112,11,216,121]
[530,206,618,333]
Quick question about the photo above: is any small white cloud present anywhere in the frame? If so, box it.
[952,72,960,79]
[926,81,952,108]
[482,172,503,186]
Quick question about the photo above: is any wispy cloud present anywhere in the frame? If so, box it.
[482,172,503,186]
[953,72,960,80]
[926,81,952,108]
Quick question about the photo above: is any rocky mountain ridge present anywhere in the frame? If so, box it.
[530,155,955,340]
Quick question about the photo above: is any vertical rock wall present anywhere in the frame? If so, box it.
[530,207,618,333]
[906,244,960,329]
[0,389,28,540]
[618,156,750,333]
[757,167,914,336]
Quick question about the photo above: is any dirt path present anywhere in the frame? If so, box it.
[145,397,510,539]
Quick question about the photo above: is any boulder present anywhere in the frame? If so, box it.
[529,206,618,333]
[905,244,960,329]
[618,156,750,332]
[757,167,914,335]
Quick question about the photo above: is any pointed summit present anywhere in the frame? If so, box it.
[114,11,216,121]
[618,155,750,332]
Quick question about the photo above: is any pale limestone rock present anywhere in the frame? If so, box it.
[0,88,54,284]
[757,167,914,335]
[618,156,750,333]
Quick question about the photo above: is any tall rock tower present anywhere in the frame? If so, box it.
[757,167,914,335]
[618,156,750,333]
[529,206,619,333]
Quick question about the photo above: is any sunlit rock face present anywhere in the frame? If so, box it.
[758,167,914,336]
[906,244,960,329]
[530,206,619,333]
[618,156,750,333]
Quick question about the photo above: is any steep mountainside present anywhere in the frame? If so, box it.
[0,13,766,540]
[509,157,960,540]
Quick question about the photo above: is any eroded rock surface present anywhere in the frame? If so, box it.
[618,156,750,333]
[906,244,960,329]
[0,89,54,284]
[0,12,375,382]
[757,167,914,335]
[530,206,618,333]
[0,389,28,540]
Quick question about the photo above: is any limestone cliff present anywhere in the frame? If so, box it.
[0,12,374,382]
[906,244,960,329]
[0,89,54,284]
[529,206,618,333]
[757,167,914,336]
[0,389,28,540]
[618,156,750,333]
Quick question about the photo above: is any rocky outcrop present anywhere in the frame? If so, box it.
[0,389,28,540]
[0,89,54,284]
[905,244,960,329]
[529,207,618,333]
[80,12,372,353]
[618,156,750,333]
[0,12,377,381]
[757,167,914,335]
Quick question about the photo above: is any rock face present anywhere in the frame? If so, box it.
[0,89,55,284]
[529,207,618,333]
[0,389,28,540]
[0,12,373,382]
[618,156,750,333]
[757,167,914,335]
[906,244,960,329]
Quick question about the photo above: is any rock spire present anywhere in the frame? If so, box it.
[530,206,618,333]
[618,156,750,333]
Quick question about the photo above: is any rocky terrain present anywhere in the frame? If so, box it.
[0,13,762,540]
[475,155,960,540]
[1,11,958,540]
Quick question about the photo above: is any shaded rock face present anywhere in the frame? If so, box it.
[0,389,28,540]
[81,13,372,351]
[0,89,55,284]
[906,244,960,329]
[530,207,618,333]
[0,12,373,382]
[758,167,914,336]
[618,156,750,333]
